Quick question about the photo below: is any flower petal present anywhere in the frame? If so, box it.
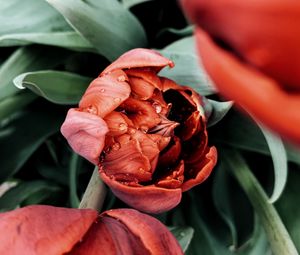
[128,76,156,100]
[121,97,161,130]
[104,111,133,136]
[70,209,183,255]
[101,48,174,75]
[182,146,218,192]
[0,205,97,255]
[183,0,300,90]
[61,109,109,164]
[99,170,182,214]
[196,28,300,143]
[79,69,131,118]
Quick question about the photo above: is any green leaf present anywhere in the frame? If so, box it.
[0,91,37,123]
[207,100,233,127]
[14,70,92,104]
[276,169,300,252]
[0,180,60,211]
[169,226,194,252]
[157,25,194,38]
[46,0,147,61]
[159,37,216,96]
[0,32,95,52]
[0,46,71,101]
[69,153,80,208]
[122,0,154,8]
[0,109,64,183]
[223,149,298,255]
[258,125,287,203]
[0,0,73,45]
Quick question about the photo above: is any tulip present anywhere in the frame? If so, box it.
[182,0,300,144]
[0,205,183,255]
[61,48,217,213]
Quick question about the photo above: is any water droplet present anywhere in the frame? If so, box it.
[100,88,105,93]
[138,167,144,173]
[86,105,97,115]
[114,97,121,103]
[180,232,185,237]
[117,75,126,82]
[128,128,136,134]
[140,125,148,133]
[138,110,143,115]
[152,102,162,113]
[119,123,127,131]
[111,143,120,150]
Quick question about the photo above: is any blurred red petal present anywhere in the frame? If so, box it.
[0,205,97,255]
[182,146,218,192]
[183,0,300,90]
[99,170,182,214]
[61,109,108,164]
[101,48,174,75]
[196,28,300,143]
[79,70,131,118]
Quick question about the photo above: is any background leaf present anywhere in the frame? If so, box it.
[159,36,216,96]
[169,226,194,252]
[46,0,147,61]
[14,70,92,104]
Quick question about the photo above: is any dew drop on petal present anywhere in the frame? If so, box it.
[128,128,136,134]
[114,98,121,103]
[117,75,126,82]
[111,142,120,151]
[152,102,162,114]
[140,125,148,133]
[119,123,127,131]
[100,88,105,93]
[86,105,98,115]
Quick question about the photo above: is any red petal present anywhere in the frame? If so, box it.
[179,111,202,141]
[158,136,182,167]
[70,209,183,255]
[79,69,131,118]
[100,137,152,182]
[61,109,109,164]
[0,205,97,255]
[101,48,174,75]
[128,76,156,100]
[183,0,300,90]
[182,146,218,192]
[99,170,182,214]
[156,160,185,189]
[121,97,161,130]
[196,28,300,144]
[104,111,133,136]
[126,69,163,90]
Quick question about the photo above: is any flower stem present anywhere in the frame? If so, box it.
[223,149,298,255]
[79,166,107,212]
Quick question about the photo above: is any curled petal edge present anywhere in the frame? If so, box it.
[99,168,182,214]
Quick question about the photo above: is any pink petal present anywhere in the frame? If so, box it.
[0,205,97,255]
[99,169,182,214]
[79,69,131,118]
[101,48,174,75]
[61,109,109,164]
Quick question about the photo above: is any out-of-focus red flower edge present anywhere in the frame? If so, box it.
[0,205,183,255]
[182,0,300,145]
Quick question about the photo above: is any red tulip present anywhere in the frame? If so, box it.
[0,205,183,255]
[182,0,300,144]
[61,48,217,213]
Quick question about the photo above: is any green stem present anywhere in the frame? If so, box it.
[79,167,107,212]
[223,149,298,255]
[69,153,80,208]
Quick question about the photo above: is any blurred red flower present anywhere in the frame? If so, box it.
[182,0,300,144]
[0,205,183,255]
[61,48,217,213]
